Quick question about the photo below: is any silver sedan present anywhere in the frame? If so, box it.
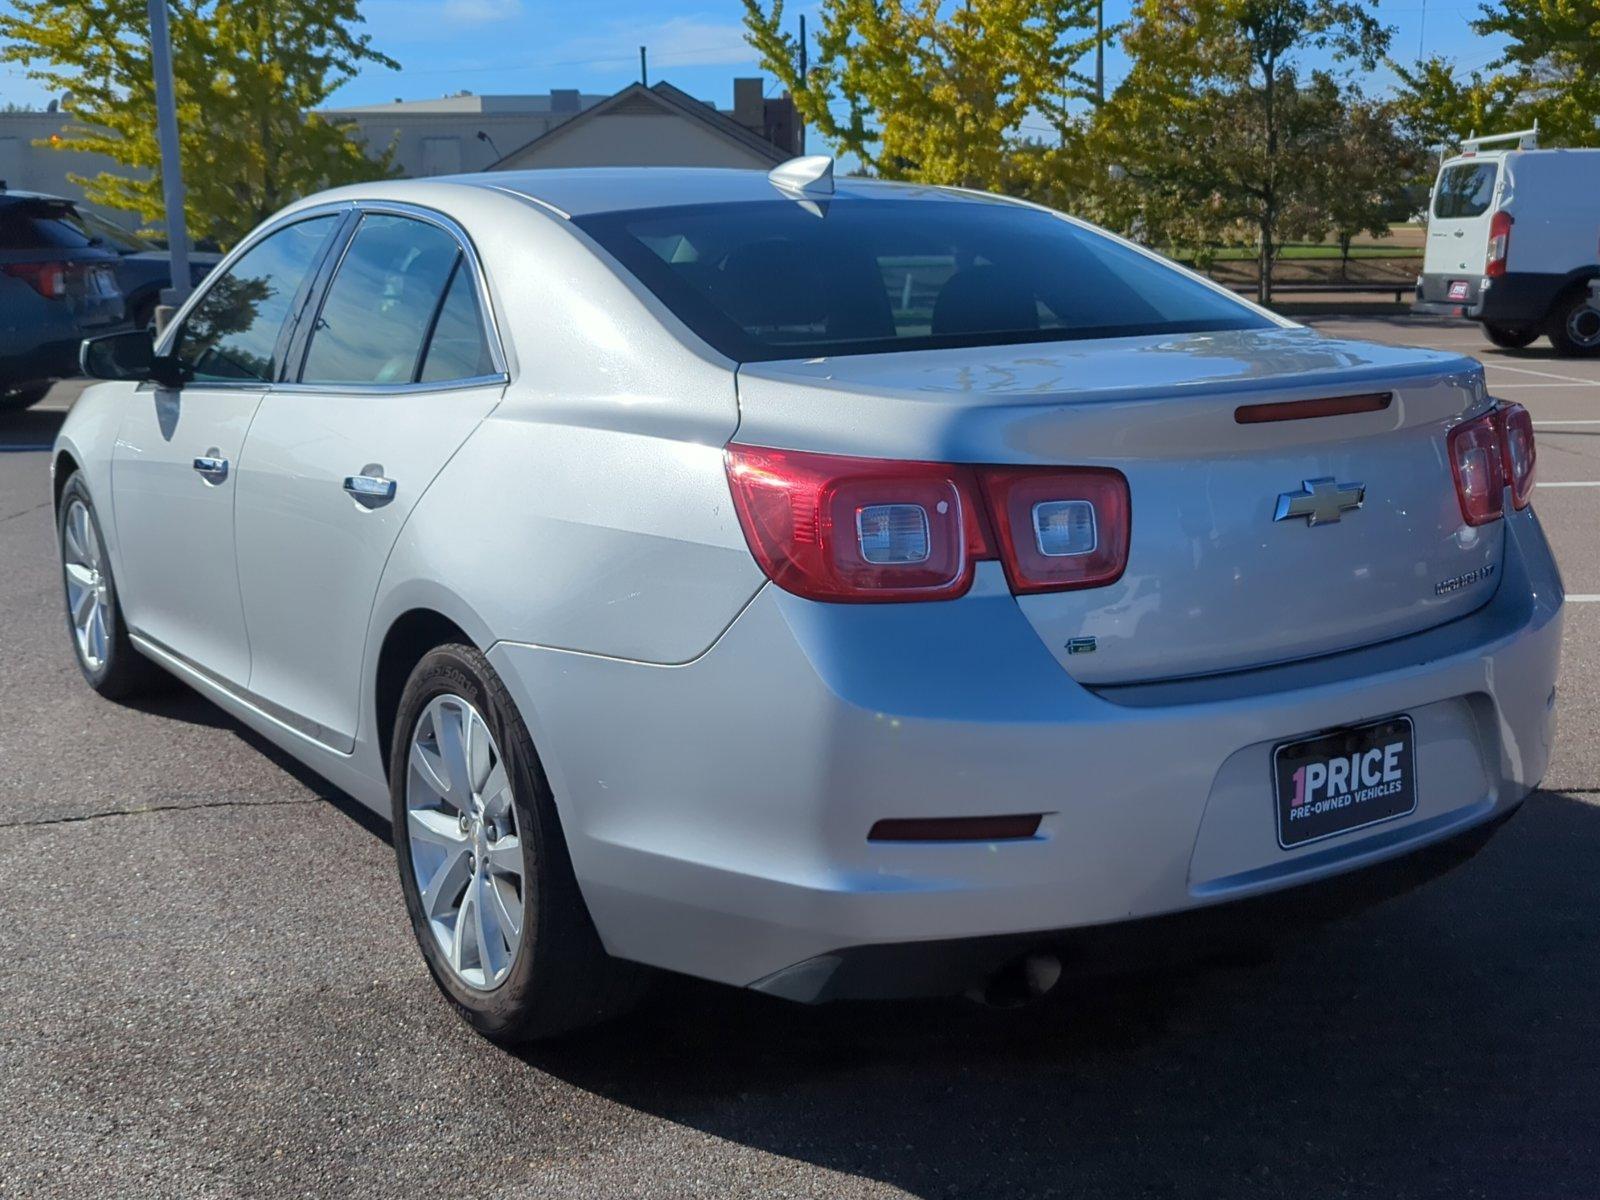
[54,160,1563,1040]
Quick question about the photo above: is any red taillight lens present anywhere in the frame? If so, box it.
[724,444,1132,602]
[1448,410,1506,526]
[1496,402,1536,509]
[3,260,69,299]
[723,445,993,602]
[1486,211,1513,277]
[976,467,1131,593]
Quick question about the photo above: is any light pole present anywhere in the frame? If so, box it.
[147,0,192,310]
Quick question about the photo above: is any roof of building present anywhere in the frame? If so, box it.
[488,81,792,170]
[322,92,606,116]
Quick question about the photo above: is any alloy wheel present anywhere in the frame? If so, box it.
[1567,303,1600,350]
[62,498,110,673]
[405,694,525,991]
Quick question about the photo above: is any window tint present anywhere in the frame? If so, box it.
[1434,163,1498,219]
[174,215,338,383]
[0,199,97,250]
[573,199,1268,362]
[301,214,461,384]
[418,261,495,382]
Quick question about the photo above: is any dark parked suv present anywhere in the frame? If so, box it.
[1,187,127,409]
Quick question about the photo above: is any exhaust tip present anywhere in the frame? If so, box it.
[969,952,1063,1008]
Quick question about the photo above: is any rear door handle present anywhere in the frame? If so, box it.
[192,454,229,483]
[343,473,396,504]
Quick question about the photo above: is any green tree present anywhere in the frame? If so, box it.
[0,0,397,247]
[1314,96,1428,275]
[1475,0,1600,146]
[1092,0,1392,303]
[742,0,1103,191]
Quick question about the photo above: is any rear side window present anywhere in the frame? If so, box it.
[1434,163,1498,219]
[417,262,495,382]
[0,200,97,250]
[174,214,339,383]
[574,198,1268,362]
[300,214,463,385]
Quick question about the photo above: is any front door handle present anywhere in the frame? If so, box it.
[343,473,397,505]
[192,453,229,484]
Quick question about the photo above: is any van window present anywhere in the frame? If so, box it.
[1434,163,1498,220]
[575,198,1269,363]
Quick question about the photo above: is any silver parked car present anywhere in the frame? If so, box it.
[57,161,1563,1040]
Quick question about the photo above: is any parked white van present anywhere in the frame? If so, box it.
[1414,127,1600,356]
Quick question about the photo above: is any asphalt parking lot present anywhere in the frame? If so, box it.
[2,315,1597,1200]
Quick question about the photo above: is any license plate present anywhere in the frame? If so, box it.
[1274,716,1416,849]
[1448,280,1470,301]
[89,267,118,296]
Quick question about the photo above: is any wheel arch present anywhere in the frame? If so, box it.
[372,607,476,780]
[52,448,81,513]
[1545,266,1600,317]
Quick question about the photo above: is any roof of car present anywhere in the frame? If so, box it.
[0,187,73,205]
[445,167,1015,219]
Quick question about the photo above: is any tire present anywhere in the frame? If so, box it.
[1,381,53,412]
[1483,322,1538,350]
[1545,288,1600,357]
[57,472,166,699]
[389,643,648,1042]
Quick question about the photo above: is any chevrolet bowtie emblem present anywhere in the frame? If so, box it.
[1274,477,1366,526]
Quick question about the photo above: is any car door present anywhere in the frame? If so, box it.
[232,207,507,751]
[110,212,344,686]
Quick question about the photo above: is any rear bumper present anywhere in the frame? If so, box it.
[754,803,1518,1002]
[489,505,1563,996]
[1412,271,1575,326]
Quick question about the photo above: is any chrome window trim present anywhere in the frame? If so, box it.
[295,200,510,387]
[154,197,512,393]
[153,202,356,361]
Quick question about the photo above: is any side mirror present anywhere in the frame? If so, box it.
[80,330,190,388]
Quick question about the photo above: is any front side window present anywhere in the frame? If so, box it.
[1434,163,1498,220]
[574,198,1270,362]
[300,214,463,385]
[173,215,339,383]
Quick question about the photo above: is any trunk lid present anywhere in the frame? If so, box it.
[734,326,1501,684]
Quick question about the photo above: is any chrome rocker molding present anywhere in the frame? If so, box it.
[129,630,357,754]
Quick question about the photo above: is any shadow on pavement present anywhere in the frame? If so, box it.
[523,790,1600,1198]
[0,405,66,449]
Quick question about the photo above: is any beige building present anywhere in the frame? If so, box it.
[0,78,799,229]
[488,80,800,171]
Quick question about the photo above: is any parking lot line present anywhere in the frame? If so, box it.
[1535,420,1600,426]
[1539,481,1600,488]
[1484,362,1600,385]
[1567,595,1600,602]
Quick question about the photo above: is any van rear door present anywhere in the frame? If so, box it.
[1423,158,1500,303]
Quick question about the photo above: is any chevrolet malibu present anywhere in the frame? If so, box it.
[54,160,1563,1041]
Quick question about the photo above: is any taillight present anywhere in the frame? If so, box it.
[723,446,992,602]
[976,467,1131,593]
[724,444,1131,602]
[1486,211,1513,277]
[1448,410,1506,526]
[1496,402,1536,509]
[3,260,69,299]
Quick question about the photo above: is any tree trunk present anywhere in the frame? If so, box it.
[1257,54,1277,307]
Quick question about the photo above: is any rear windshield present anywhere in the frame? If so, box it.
[1433,162,1498,219]
[0,199,98,251]
[574,198,1269,362]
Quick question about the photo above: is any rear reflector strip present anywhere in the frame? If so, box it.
[868,815,1043,842]
[1234,392,1392,425]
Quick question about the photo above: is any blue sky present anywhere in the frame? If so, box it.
[1,1,1506,115]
